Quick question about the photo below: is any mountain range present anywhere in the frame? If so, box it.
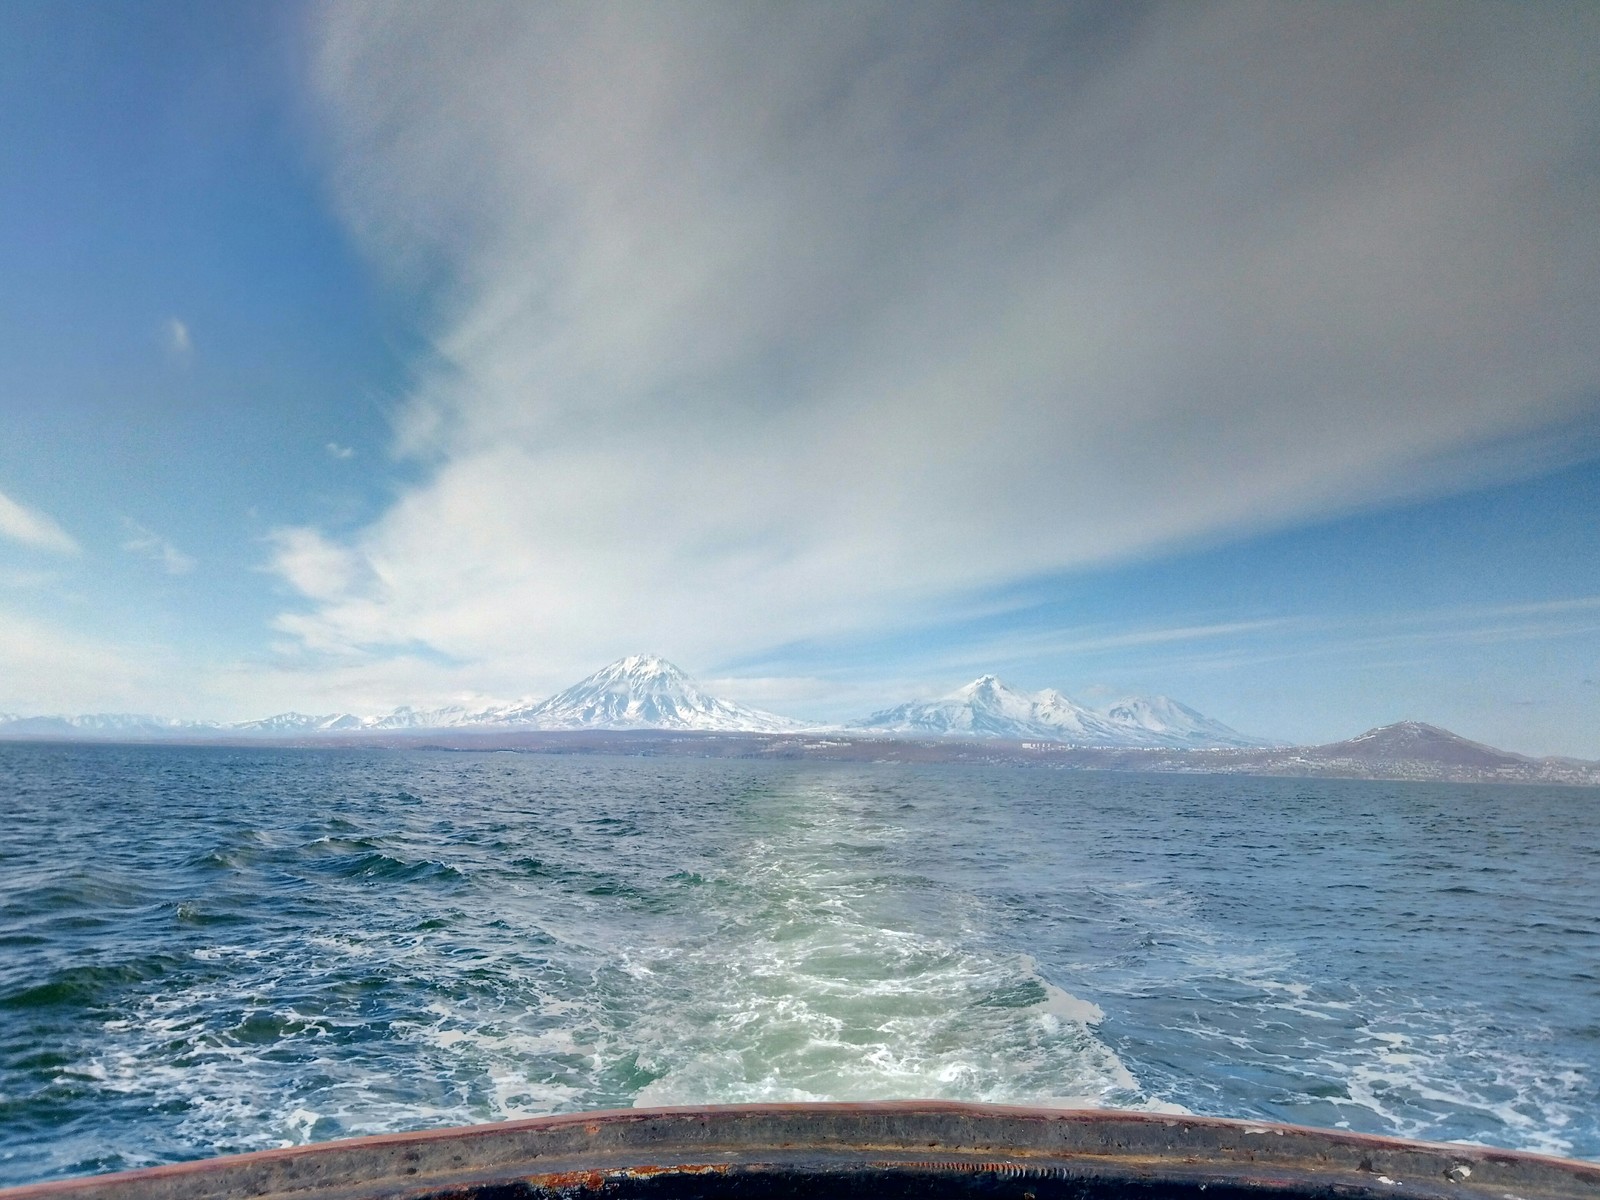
[0,655,1252,747]
[849,674,1267,748]
[5,659,1590,784]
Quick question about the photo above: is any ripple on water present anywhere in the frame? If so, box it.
[0,747,1595,1185]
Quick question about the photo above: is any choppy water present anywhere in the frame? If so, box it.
[1,743,1596,1185]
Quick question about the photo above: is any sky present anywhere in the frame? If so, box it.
[1,0,1598,756]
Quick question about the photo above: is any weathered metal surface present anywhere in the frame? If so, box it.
[3,1103,1596,1200]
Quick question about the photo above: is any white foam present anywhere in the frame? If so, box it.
[1101,886,1588,1159]
[608,781,1170,1114]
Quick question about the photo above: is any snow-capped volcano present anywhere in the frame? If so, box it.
[496,655,803,732]
[852,675,1265,748]
[853,675,1123,741]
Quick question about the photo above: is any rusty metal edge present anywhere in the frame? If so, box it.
[2,1102,1596,1200]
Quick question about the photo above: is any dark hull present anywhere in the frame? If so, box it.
[4,1103,1596,1200]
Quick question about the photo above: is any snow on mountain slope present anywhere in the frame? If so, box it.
[853,675,1095,740]
[497,655,804,732]
[229,712,365,734]
[227,706,484,734]
[1029,688,1134,742]
[1098,694,1268,748]
[853,676,1265,747]
[358,705,478,730]
[0,661,1262,745]
[0,659,797,738]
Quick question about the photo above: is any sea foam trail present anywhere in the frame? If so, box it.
[609,784,1153,1109]
[400,777,1161,1116]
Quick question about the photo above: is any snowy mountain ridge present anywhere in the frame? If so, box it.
[228,705,482,734]
[0,656,800,738]
[0,658,1259,744]
[0,713,224,737]
[850,674,1268,748]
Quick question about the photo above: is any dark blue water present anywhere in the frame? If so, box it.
[1,743,1596,1185]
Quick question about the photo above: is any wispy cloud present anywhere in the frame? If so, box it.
[872,594,1600,699]
[326,442,356,460]
[1065,597,1600,681]
[1442,595,1600,621]
[0,488,79,555]
[874,617,1304,687]
[121,519,195,575]
[0,567,61,591]
[164,316,192,365]
[267,526,372,605]
[294,3,1600,696]
[1023,619,1302,659]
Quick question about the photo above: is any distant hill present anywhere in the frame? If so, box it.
[1302,721,1529,771]
[1172,720,1599,786]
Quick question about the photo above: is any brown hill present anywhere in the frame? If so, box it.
[1302,721,1528,770]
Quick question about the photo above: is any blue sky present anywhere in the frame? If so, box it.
[2,1,1598,756]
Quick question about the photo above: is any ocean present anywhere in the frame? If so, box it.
[0,742,1595,1185]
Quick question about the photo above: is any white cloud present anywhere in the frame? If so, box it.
[121,519,196,575]
[0,487,79,555]
[165,316,192,363]
[326,442,357,459]
[291,2,1600,698]
[267,526,372,605]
